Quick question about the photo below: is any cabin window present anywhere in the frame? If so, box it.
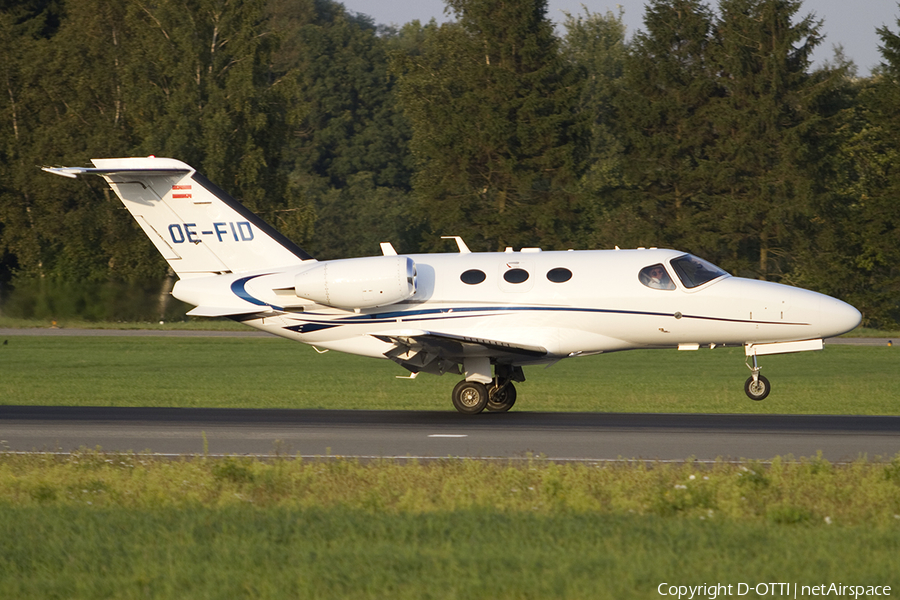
[460,269,486,285]
[670,254,728,288]
[546,267,572,283]
[503,268,529,284]
[639,264,676,290]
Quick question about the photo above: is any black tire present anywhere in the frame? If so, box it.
[452,380,489,414]
[744,374,771,401]
[486,380,517,413]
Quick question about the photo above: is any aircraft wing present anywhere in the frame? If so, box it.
[374,330,547,376]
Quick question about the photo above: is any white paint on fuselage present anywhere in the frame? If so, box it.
[174,248,861,363]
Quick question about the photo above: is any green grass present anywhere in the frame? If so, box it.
[846,326,900,338]
[0,453,898,599]
[0,335,898,413]
[0,316,246,330]
[1,507,896,599]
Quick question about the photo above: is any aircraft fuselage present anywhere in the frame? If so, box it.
[174,248,860,362]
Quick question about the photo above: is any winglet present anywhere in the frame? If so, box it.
[42,167,81,179]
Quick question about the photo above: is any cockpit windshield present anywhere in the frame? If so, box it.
[670,254,729,288]
[638,263,676,290]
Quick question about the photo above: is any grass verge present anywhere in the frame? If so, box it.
[1,336,898,413]
[0,316,246,330]
[0,452,898,599]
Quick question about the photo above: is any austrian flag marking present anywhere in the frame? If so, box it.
[172,184,192,199]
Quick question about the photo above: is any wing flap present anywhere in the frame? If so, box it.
[374,330,547,359]
[373,330,546,377]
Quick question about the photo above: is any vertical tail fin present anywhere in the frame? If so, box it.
[44,157,312,277]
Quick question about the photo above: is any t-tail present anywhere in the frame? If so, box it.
[43,157,313,278]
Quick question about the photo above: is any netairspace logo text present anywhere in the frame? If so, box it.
[657,583,892,599]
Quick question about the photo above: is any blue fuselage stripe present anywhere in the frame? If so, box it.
[286,305,806,329]
[231,276,269,307]
[226,282,806,330]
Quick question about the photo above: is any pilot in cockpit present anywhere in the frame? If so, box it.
[639,264,675,290]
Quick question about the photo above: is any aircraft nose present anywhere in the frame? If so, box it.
[820,294,862,338]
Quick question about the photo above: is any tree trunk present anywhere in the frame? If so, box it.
[759,230,769,281]
[157,268,176,321]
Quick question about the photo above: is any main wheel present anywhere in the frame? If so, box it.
[452,380,489,414]
[486,380,517,413]
[744,374,771,401]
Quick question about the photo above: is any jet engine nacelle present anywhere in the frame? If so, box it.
[294,255,416,310]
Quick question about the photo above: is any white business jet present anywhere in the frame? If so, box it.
[44,157,862,414]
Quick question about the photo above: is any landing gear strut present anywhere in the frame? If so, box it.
[486,377,517,413]
[451,364,523,414]
[744,353,771,401]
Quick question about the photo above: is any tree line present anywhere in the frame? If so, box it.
[1,0,898,326]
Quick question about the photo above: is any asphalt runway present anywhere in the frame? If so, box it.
[2,406,899,462]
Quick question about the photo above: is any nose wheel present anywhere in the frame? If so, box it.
[744,374,771,401]
[744,352,771,401]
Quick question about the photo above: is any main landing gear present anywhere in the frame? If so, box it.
[744,353,771,401]
[451,364,522,414]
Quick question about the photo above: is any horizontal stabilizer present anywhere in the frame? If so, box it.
[43,166,190,178]
[186,306,271,318]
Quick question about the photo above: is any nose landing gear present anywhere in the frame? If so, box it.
[741,339,824,401]
[744,353,771,401]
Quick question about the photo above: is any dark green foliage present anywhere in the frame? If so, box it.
[271,1,411,190]
[603,0,723,253]
[603,0,841,280]
[0,0,411,314]
[394,0,588,252]
[212,457,257,484]
[267,0,415,258]
[0,0,899,324]
[0,278,191,321]
[705,0,834,280]
[560,8,627,226]
[820,18,900,327]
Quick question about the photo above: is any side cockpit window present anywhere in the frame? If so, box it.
[639,264,676,290]
[670,254,728,288]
